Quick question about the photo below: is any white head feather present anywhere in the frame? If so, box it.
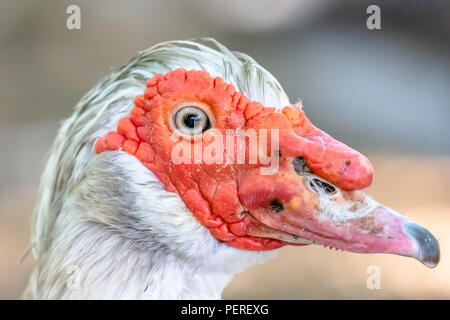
[24,39,290,299]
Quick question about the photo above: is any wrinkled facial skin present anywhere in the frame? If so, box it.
[96,68,440,267]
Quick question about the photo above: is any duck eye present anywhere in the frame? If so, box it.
[174,106,211,135]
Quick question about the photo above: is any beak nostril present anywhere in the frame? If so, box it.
[310,178,336,195]
[293,157,312,175]
[269,200,284,212]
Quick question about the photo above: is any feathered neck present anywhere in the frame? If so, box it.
[24,152,275,299]
[25,218,239,299]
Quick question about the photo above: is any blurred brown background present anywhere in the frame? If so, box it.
[0,0,449,299]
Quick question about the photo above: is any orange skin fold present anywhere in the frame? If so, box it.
[95,68,374,251]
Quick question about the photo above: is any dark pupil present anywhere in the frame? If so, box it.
[183,114,201,128]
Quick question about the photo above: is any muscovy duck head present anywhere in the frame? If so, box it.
[95,40,439,268]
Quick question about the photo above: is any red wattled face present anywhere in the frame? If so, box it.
[94,69,439,268]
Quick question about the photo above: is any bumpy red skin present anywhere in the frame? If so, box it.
[95,69,373,250]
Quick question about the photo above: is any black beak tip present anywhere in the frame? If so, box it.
[404,222,440,268]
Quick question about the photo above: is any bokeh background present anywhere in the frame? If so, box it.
[1,0,449,299]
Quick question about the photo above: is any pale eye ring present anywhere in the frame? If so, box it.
[173,106,211,135]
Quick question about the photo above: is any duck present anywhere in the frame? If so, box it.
[23,39,440,299]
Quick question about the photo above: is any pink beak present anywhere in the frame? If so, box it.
[240,109,440,268]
